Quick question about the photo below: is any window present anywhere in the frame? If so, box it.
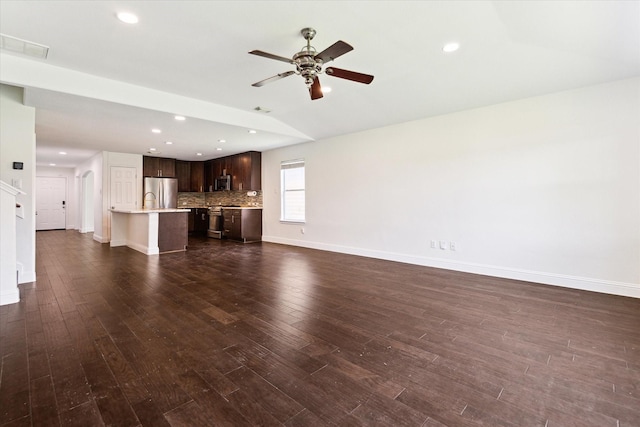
[281,159,305,222]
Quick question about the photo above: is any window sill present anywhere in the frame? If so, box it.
[280,220,305,225]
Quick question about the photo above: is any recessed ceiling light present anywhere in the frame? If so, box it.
[443,42,460,53]
[59,151,67,155]
[218,139,226,143]
[322,87,332,93]
[149,148,157,152]
[49,163,56,166]
[151,128,161,134]
[174,115,186,121]
[165,141,173,145]
[117,12,139,24]
[248,130,257,134]
[196,153,203,156]
[216,148,223,151]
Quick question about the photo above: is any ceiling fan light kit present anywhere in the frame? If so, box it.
[249,27,374,100]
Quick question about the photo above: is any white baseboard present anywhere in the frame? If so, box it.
[110,239,127,247]
[127,241,159,255]
[93,233,108,243]
[0,288,20,306]
[262,236,640,299]
[15,261,36,285]
[18,270,36,284]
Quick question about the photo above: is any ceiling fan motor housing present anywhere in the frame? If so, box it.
[293,50,323,85]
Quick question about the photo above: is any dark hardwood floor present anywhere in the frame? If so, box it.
[1,230,639,426]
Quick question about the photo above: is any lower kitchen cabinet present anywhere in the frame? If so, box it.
[188,208,209,234]
[222,208,262,242]
[158,212,188,253]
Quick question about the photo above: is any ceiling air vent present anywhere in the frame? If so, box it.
[0,33,49,59]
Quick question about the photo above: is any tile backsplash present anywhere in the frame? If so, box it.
[177,191,263,208]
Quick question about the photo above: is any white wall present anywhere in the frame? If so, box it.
[102,152,143,241]
[36,166,77,230]
[75,152,104,241]
[0,84,36,284]
[262,77,640,298]
[80,171,94,233]
[0,181,22,305]
[74,151,142,243]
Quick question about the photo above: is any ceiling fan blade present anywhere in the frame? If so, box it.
[315,41,353,63]
[251,71,295,87]
[325,67,374,84]
[249,50,294,64]
[309,77,323,100]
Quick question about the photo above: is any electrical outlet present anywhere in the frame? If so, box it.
[300,227,305,234]
[430,240,437,249]
[439,240,446,250]
[450,241,456,251]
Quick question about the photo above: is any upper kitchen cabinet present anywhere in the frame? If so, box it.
[159,157,176,177]
[232,151,261,191]
[212,157,230,179]
[190,161,204,192]
[143,156,176,177]
[175,160,191,192]
[176,160,205,192]
[204,160,214,192]
[203,151,262,192]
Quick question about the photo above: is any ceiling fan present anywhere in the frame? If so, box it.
[249,27,374,100]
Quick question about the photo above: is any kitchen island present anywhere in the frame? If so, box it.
[110,208,190,255]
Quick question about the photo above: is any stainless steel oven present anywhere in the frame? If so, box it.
[207,206,222,239]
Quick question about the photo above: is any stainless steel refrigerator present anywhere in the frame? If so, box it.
[143,177,178,209]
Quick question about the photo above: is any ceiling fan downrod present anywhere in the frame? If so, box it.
[295,27,322,86]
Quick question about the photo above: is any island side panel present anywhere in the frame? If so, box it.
[110,211,129,247]
[158,212,188,253]
[128,212,159,255]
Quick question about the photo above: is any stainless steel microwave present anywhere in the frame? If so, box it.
[214,175,231,191]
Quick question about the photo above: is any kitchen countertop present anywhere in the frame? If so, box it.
[111,208,191,214]
[181,206,263,210]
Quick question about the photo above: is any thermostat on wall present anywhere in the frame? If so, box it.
[13,162,24,170]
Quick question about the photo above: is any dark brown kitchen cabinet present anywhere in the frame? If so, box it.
[158,212,188,253]
[190,161,204,192]
[188,208,208,234]
[204,160,213,192]
[143,156,175,177]
[194,208,208,233]
[175,160,205,192]
[206,158,231,192]
[159,157,176,177]
[222,208,262,242]
[213,158,226,178]
[203,151,261,192]
[143,156,159,177]
[175,160,191,192]
[231,151,261,191]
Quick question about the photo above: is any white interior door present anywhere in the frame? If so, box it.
[36,177,66,230]
[110,166,137,210]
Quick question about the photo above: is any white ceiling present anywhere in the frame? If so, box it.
[1,1,639,168]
